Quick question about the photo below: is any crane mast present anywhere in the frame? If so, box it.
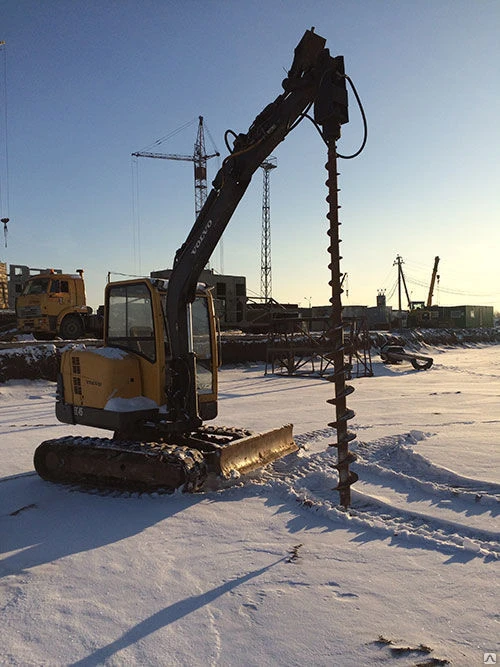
[193,117,209,219]
[260,157,277,302]
[0,40,10,246]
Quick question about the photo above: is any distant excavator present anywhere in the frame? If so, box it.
[34,28,357,502]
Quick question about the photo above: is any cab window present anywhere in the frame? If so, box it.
[22,278,50,295]
[50,280,69,293]
[107,283,156,361]
[192,296,214,394]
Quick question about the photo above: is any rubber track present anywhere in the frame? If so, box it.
[34,436,208,493]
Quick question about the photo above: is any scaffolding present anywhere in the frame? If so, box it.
[265,315,373,378]
[343,316,373,378]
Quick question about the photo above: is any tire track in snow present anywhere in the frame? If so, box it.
[270,473,500,559]
[296,427,500,500]
[355,432,500,502]
[262,428,500,559]
[349,488,500,557]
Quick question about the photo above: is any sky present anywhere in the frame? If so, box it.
[0,0,499,312]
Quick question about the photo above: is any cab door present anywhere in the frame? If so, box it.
[48,277,72,316]
[105,280,165,405]
[191,293,218,420]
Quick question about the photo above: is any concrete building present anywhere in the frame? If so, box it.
[0,262,8,309]
[150,268,247,329]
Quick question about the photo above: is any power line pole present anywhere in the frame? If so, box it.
[394,254,411,310]
[260,157,277,302]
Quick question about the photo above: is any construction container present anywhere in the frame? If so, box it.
[437,305,494,329]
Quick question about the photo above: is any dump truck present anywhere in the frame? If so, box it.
[16,269,102,339]
[34,27,355,494]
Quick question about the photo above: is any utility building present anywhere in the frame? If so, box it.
[366,292,393,330]
[435,305,493,329]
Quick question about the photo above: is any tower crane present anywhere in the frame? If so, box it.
[132,116,220,220]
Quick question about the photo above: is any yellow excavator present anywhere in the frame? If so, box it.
[34,28,353,494]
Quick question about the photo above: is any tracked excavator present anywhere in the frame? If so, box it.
[34,28,353,496]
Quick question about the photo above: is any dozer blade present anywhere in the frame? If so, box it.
[208,423,297,478]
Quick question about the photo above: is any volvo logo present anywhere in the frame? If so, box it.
[191,219,213,255]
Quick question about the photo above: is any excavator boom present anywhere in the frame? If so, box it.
[165,28,348,426]
[426,256,440,308]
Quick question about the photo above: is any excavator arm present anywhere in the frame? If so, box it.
[165,28,349,425]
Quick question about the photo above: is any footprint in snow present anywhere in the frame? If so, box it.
[332,591,359,600]
[9,503,37,516]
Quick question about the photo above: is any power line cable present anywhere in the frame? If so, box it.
[404,272,496,298]
[138,117,198,153]
[0,41,10,220]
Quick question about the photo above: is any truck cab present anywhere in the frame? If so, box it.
[16,270,90,339]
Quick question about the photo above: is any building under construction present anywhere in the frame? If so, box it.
[151,268,247,328]
[0,262,7,309]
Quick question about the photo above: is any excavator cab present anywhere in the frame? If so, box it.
[37,275,295,491]
[106,277,218,421]
[54,278,218,436]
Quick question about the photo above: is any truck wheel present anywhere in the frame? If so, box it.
[60,315,84,339]
[411,358,433,370]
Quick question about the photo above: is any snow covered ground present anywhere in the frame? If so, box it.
[1,345,499,666]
